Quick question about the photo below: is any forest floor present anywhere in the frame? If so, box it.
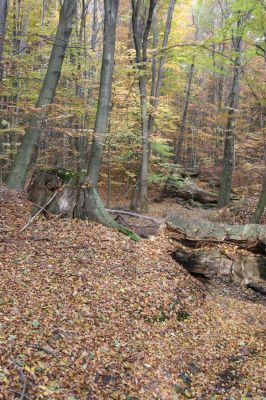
[0,185,265,400]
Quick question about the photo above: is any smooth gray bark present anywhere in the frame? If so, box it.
[86,0,119,187]
[35,0,140,240]
[91,0,98,51]
[131,0,156,212]
[148,0,175,134]
[7,0,76,189]
[218,16,245,207]
[252,175,266,223]
[166,214,266,246]
[175,61,195,163]
[130,1,175,211]
[0,0,8,78]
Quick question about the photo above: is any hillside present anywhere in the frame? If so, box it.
[0,186,265,399]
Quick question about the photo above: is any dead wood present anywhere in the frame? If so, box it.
[19,190,58,233]
[172,248,266,286]
[106,209,162,223]
[160,175,218,205]
[166,214,266,249]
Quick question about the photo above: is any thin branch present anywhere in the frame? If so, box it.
[12,359,28,400]
[19,191,58,233]
[106,209,162,223]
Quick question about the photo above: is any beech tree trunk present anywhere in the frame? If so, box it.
[175,61,195,163]
[131,0,157,212]
[218,16,244,207]
[131,0,174,211]
[160,175,218,205]
[252,175,266,223]
[6,0,76,190]
[0,0,8,79]
[148,0,175,134]
[86,0,118,187]
[33,0,139,240]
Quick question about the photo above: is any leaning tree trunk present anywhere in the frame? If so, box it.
[6,0,76,190]
[252,175,266,223]
[0,0,8,79]
[217,17,244,207]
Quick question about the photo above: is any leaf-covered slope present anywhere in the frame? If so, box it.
[0,186,265,399]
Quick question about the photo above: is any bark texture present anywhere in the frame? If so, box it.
[131,0,157,212]
[168,214,266,286]
[131,0,175,210]
[86,0,119,187]
[175,61,195,163]
[218,16,244,207]
[166,214,266,248]
[27,170,140,241]
[172,249,266,287]
[252,176,266,223]
[30,0,139,240]
[0,0,8,78]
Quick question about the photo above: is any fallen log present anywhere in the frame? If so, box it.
[166,214,266,249]
[160,175,218,205]
[167,214,266,286]
[172,249,266,286]
[159,174,239,206]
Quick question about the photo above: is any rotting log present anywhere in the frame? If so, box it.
[159,174,239,206]
[172,249,266,286]
[166,214,266,249]
[159,175,218,205]
[167,214,266,287]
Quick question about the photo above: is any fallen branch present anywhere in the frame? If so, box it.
[247,283,266,296]
[106,209,162,223]
[19,191,58,233]
[12,359,28,400]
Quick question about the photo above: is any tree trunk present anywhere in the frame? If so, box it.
[86,0,118,187]
[6,0,76,190]
[160,175,218,205]
[131,0,157,212]
[41,0,139,240]
[252,175,266,223]
[131,0,175,211]
[0,0,8,79]
[175,61,195,163]
[148,0,176,134]
[91,0,98,51]
[218,17,244,207]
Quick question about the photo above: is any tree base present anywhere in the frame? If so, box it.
[28,170,140,241]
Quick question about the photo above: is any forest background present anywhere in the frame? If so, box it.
[0,0,265,215]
